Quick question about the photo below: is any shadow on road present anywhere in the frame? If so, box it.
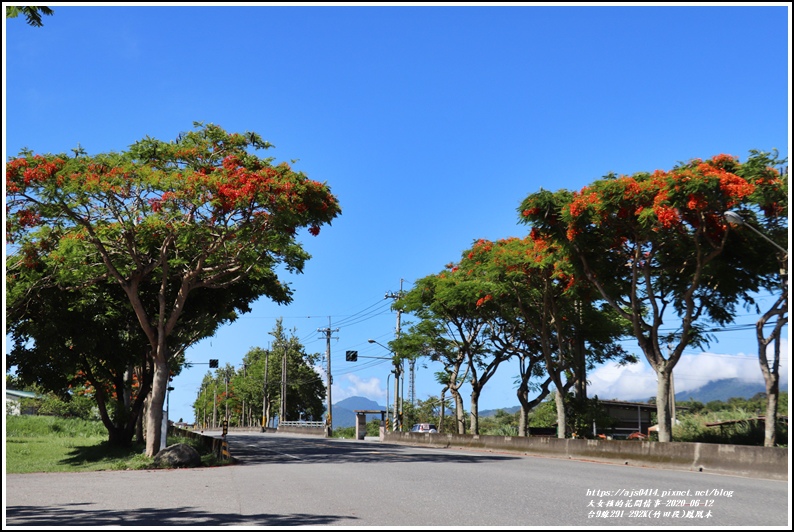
[225,433,522,465]
[5,503,355,527]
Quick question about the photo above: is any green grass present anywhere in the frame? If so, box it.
[5,415,225,474]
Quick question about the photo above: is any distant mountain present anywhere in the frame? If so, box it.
[672,378,779,404]
[328,396,387,428]
[477,378,786,418]
[625,378,779,404]
[479,406,521,418]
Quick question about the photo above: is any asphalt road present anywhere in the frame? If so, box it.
[4,431,791,528]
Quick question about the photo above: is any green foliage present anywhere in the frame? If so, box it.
[400,396,456,433]
[527,399,558,428]
[194,319,326,428]
[7,123,341,456]
[6,415,107,439]
[332,421,384,438]
[5,415,228,473]
[673,409,787,447]
[675,393,788,446]
[480,409,519,436]
[366,419,383,436]
[332,426,356,439]
[19,387,98,420]
[518,152,788,443]
[6,6,54,27]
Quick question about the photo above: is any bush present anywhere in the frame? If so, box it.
[333,426,356,439]
[16,388,98,421]
[673,408,787,446]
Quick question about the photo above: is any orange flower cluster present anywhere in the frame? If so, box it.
[476,294,493,307]
[568,192,599,217]
[686,194,708,211]
[654,205,679,228]
[6,156,66,192]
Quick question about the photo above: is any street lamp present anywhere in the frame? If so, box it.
[725,210,788,255]
[368,339,402,431]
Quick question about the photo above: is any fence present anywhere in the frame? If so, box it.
[278,420,325,429]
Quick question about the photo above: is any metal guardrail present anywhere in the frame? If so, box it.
[278,420,325,428]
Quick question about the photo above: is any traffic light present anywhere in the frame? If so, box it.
[345,351,358,362]
[209,359,219,368]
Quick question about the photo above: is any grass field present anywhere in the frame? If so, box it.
[5,415,222,474]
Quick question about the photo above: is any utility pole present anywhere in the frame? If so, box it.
[212,385,217,428]
[261,348,269,431]
[385,279,404,430]
[280,342,287,426]
[409,359,415,406]
[318,318,339,437]
[241,364,247,427]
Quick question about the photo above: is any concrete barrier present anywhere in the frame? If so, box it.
[383,431,788,481]
[170,425,229,460]
[276,425,326,436]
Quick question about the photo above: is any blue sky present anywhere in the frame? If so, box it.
[4,3,790,426]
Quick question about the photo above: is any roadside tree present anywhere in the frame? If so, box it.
[7,247,273,445]
[392,276,485,435]
[6,122,341,456]
[727,151,788,446]
[462,236,632,437]
[194,320,326,428]
[519,152,785,442]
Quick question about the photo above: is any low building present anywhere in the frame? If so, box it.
[597,400,657,438]
[6,389,39,415]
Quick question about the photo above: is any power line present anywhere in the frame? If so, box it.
[332,298,393,328]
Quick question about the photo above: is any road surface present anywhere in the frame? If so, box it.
[5,431,790,527]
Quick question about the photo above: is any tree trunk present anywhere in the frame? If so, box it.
[518,402,528,437]
[555,388,566,439]
[764,376,779,447]
[451,388,466,434]
[655,369,673,442]
[469,389,480,435]
[144,357,169,456]
[574,299,587,407]
[757,301,785,447]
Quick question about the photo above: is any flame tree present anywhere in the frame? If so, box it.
[393,270,489,434]
[724,151,788,446]
[519,151,786,442]
[6,122,341,456]
[462,236,632,438]
[7,247,276,445]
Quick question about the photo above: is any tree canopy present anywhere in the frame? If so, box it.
[519,151,787,442]
[6,122,341,455]
[6,6,54,27]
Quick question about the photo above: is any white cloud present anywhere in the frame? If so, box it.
[588,338,789,401]
[588,361,658,401]
[332,374,385,404]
